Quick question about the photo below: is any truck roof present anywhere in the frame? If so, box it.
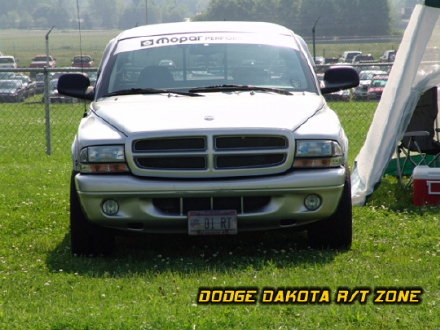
[115,21,295,41]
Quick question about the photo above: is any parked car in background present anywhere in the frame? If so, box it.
[0,56,18,68]
[313,56,325,65]
[0,80,27,102]
[324,89,351,102]
[325,57,339,64]
[34,73,45,93]
[339,51,361,63]
[0,72,16,80]
[10,73,36,98]
[29,55,57,78]
[30,55,56,68]
[71,55,94,68]
[353,70,388,100]
[367,75,388,100]
[380,50,396,62]
[352,53,374,64]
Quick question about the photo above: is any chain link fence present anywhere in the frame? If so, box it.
[0,64,393,165]
[0,67,95,159]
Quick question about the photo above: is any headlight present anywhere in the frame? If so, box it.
[293,140,343,168]
[79,145,129,173]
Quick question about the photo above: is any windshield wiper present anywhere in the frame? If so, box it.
[189,84,292,95]
[104,88,203,97]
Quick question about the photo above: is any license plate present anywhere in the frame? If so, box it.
[188,210,238,235]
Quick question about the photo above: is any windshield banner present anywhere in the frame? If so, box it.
[115,32,298,54]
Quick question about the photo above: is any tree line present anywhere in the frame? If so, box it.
[1,0,395,38]
[194,0,392,38]
[0,0,209,30]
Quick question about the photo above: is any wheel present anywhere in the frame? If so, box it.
[70,171,115,256]
[308,169,352,250]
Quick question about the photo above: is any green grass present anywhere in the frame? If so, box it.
[330,101,377,166]
[0,100,439,329]
[0,29,399,68]
[0,29,118,67]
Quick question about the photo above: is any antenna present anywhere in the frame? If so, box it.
[76,0,84,69]
[76,0,88,112]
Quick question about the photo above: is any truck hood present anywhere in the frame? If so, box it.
[93,92,324,134]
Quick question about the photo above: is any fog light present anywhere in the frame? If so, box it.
[102,199,119,216]
[304,194,321,211]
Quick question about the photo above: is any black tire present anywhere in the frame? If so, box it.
[308,170,352,250]
[70,171,115,256]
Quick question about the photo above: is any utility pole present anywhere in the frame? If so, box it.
[145,0,148,25]
[312,16,320,63]
[44,26,55,155]
[45,26,55,67]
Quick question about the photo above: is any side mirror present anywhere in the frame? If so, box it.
[57,73,94,101]
[320,66,359,94]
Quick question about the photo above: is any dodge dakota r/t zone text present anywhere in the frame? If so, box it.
[58,21,359,256]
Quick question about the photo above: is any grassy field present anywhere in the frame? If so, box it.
[0,29,118,67]
[0,29,398,68]
[0,99,439,329]
[0,29,438,329]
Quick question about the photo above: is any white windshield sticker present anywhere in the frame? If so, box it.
[115,32,298,54]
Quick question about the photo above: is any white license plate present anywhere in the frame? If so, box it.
[188,210,238,235]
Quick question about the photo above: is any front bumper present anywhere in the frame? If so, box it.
[74,167,346,233]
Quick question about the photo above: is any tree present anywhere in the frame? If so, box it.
[194,0,391,37]
[88,0,120,29]
[32,3,72,29]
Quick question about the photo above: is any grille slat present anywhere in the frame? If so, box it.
[136,156,206,170]
[216,154,286,169]
[215,136,287,150]
[134,137,206,152]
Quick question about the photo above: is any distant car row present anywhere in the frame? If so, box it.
[353,70,389,100]
[0,70,96,103]
[0,72,36,102]
[47,71,96,103]
[0,54,95,69]
[320,68,389,102]
[338,50,396,64]
[315,49,396,66]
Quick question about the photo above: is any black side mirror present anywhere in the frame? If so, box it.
[321,66,359,94]
[57,73,94,101]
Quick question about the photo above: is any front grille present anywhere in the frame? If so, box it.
[130,132,292,177]
[152,196,271,215]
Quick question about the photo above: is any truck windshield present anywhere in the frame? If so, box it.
[101,43,318,96]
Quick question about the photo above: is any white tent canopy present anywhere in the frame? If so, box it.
[351,2,440,205]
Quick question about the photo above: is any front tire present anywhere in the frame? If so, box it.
[308,170,352,250]
[70,171,115,256]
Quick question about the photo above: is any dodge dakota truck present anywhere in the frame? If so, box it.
[58,21,359,255]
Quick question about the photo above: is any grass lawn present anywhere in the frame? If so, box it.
[0,100,439,329]
[0,29,118,67]
[0,29,398,68]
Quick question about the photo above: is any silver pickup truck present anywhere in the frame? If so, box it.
[58,21,359,255]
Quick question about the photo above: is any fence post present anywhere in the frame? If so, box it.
[44,67,52,155]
